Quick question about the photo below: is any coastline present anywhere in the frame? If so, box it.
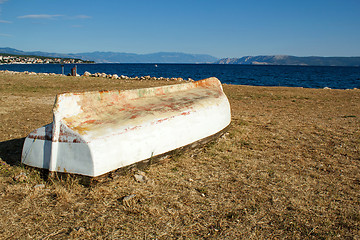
[0,69,193,82]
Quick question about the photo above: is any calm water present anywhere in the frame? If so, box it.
[1,63,360,89]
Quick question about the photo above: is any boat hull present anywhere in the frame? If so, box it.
[21,77,231,177]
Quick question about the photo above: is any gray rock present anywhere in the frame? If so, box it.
[134,174,146,183]
[123,194,136,202]
[134,170,149,183]
[34,184,45,189]
[122,194,136,207]
[13,172,27,182]
[83,71,91,77]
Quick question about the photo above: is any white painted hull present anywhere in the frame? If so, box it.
[22,77,231,177]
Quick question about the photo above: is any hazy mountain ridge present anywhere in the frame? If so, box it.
[2,48,360,65]
[215,55,360,66]
[0,47,218,63]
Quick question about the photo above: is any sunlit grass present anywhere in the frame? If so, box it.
[0,72,359,239]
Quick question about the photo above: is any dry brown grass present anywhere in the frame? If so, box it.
[0,72,359,239]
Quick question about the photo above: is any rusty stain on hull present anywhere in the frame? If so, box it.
[61,84,222,137]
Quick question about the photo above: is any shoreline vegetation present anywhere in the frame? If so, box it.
[0,53,94,64]
[0,71,359,238]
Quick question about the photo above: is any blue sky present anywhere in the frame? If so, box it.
[0,0,359,58]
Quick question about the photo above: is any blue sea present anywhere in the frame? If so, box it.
[1,63,360,89]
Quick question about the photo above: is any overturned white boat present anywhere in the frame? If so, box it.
[21,77,231,177]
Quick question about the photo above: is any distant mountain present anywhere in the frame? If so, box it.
[72,51,218,63]
[0,47,218,63]
[3,48,359,66]
[0,47,67,58]
[215,55,360,66]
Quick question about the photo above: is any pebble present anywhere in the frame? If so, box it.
[34,184,45,189]
[121,194,137,207]
[134,174,146,183]
[134,170,151,183]
[13,172,27,182]
[122,194,136,202]
[137,170,146,176]
[83,71,91,77]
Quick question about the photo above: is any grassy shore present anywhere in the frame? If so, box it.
[0,72,359,239]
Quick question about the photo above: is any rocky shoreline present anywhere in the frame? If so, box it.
[0,70,193,82]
